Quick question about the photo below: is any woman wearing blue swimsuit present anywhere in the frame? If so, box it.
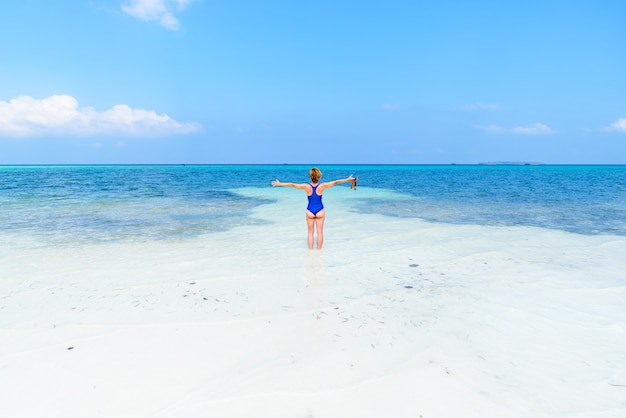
[272,168,356,249]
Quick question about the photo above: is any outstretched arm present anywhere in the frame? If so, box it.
[271,179,309,190]
[319,175,355,191]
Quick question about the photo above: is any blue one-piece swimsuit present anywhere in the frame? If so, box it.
[307,184,324,216]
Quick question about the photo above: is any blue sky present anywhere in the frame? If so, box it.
[1,0,625,164]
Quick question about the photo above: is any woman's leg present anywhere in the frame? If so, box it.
[306,211,316,249]
[315,210,325,249]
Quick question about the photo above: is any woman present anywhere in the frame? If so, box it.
[272,168,356,249]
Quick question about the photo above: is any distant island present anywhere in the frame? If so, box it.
[478,162,546,166]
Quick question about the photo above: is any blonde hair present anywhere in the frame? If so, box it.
[309,167,322,183]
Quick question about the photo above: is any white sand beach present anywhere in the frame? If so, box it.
[1,187,625,417]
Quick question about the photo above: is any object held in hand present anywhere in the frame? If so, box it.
[350,176,358,190]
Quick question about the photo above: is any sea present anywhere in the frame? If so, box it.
[1,164,625,245]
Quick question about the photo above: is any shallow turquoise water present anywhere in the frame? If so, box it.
[1,164,625,243]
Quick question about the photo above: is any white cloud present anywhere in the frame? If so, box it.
[382,103,403,111]
[603,118,626,132]
[459,103,502,111]
[477,123,553,135]
[476,124,506,134]
[121,0,192,30]
[511,123,553,135]
[0,94,201,137]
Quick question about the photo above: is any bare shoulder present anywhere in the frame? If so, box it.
[317,181,334,192]
[297,183,312,192]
